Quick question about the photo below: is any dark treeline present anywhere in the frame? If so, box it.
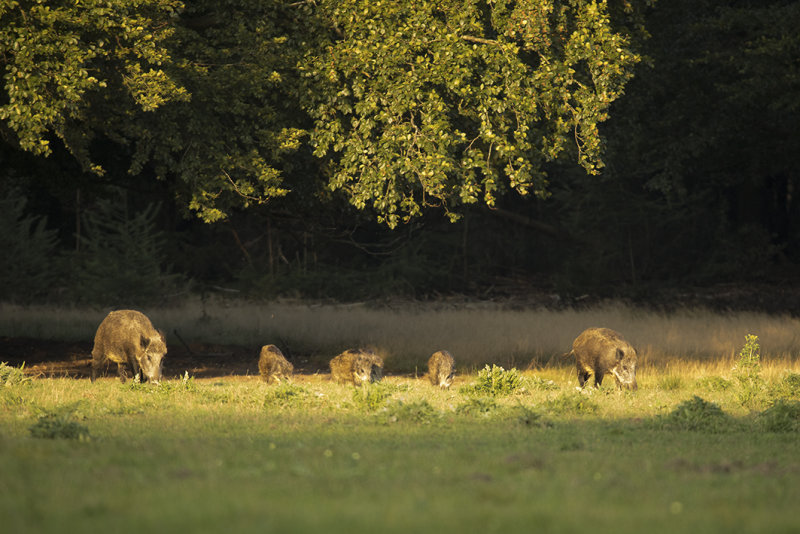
[1,1,799,310]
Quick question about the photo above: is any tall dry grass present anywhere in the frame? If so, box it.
[2,299,799,372]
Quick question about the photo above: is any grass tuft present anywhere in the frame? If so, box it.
[661,395,732,432]
[0,361,30,387]
[381,400,439,424]
[460,365,525,397]
[545,391,599,415]
[759,399,800,432]
[29,402,90,440]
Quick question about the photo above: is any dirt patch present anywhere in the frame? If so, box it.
[0,336,321,379]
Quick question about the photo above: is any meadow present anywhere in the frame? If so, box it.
[1,301,800,533]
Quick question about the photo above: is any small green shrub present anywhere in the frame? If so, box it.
[455,397,498,416]
[460,365,525,397]
[381,400,438,424]
[732,334,765,409]
[759,399,800,432]
[0,362,30,387]
[264,383,310,408]
[352,383,393,411]
[545,392,598,415]
[29,403,90,440]
[695,376,732,392]
[662,396,731,432]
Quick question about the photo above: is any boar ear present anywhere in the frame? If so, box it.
[158,329,166,343]
[616,348,625,361]
[140,334,151,349]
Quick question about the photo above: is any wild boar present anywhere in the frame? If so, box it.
[427,350,455,388]
[568,327,638,390]
[91,310,166,383]
[330,349,383,386]
[258,344,293,383]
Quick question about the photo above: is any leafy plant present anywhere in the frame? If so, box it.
[759,399,800,432]
[29,403,90,440]
[460,365,525,397]
[352,383,393,412]
[0,362,30,387]
[264,383,310,408]
[731,334,765,409]
[661,396,732,433]
[455,397,498,417]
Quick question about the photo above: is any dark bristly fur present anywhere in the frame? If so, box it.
[330,349,383,386]
[427,350,455,388]
[91,310,166,383]
[569,327,638,390]
[258,344,293,383]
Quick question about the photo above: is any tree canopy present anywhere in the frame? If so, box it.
[1,0,646,226]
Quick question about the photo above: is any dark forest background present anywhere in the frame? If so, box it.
[2,1,799,312]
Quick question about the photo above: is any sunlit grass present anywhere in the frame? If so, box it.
[2,300,799,373]
[1,367,799,534]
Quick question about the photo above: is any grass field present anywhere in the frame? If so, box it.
[2,364,800,534]
[1,301,800,533]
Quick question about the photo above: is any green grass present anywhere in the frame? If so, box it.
[2,369,800,534]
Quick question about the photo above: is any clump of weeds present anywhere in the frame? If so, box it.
[0,361,30,387]
[732,334,766,410]
[29,402,90,440]
[758,399,800,432]
[455,397,498,417]
[352,383,393,411]
[264,383,310,408]
[460,365,525,397]
[660,396,733,432]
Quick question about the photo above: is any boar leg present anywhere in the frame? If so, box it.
[594,371,604,388]
[577,368,591,388]
[116,362,128,383]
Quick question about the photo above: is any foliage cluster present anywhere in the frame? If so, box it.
[660,396,732,433]
[460,364,525,397]
[2,2,800,304]
[0,361,30,387]
[759,400,800,433]
[264,382,310,408]
[351,383,394,412]
[732,334,766,409]
[29,402,90,440]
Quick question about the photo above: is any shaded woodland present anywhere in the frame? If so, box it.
[1,0,799,311]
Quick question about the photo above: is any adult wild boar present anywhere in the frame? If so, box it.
[330,349,383,386]
[568,327,637,390]
[91,310,166,383]
[427,350,455,388]
[258,344,293,383]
